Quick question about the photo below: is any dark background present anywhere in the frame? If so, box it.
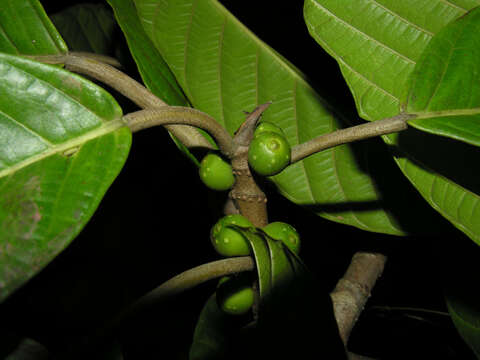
[1,1,478,359]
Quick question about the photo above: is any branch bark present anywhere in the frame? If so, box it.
[330,252,387,345]
[290,114,411,163]
[123,108,234,156]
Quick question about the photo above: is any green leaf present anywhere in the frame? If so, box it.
[0,0,67,55]
[386,130,480,244]
[406,7,480,147]
[107,0,188,107]
[107,0,213,165]
[50,3,119,56]
[235,227,344,358]
[304,0,480,121]
[0,53,131,303]
[133,0,405,235]
[239,229,272,299]
[305,0,480,243]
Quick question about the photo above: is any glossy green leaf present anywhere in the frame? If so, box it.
[0,0,67,55]
[132,0,405,235]
[50,3,119,56]
[406,7,480,147]
[305,0,480,243]
[304,0,480,121]
[0,53,131,303]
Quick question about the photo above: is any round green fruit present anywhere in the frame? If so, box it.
[254,121,285,138]
[263,221,300,255]
[216,275,255,315]
[210,214,253,257]
[199,153,235,191]
[248,131,291,176]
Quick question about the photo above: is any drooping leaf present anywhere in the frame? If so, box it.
[304,0,480,243]
[0,0,67,55]
[132,0,405,235]
[405,7,480,147]
[304,0,480,121]
[386,129,480,244]
[0,53,131,303]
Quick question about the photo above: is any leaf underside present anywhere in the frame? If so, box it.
[304,0,480,244]
[132,0,406,235]
[406,7,480,148]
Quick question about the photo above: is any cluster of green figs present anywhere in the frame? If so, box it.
[198,121,291,191]
[197,121,296,315]
[211,214,301,316]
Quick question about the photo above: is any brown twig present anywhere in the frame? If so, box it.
[120,256,255,324]
[291,114,411,163]
[123,108,234,156]
[330,252,387,345]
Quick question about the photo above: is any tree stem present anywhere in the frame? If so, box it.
[291,114,411,163]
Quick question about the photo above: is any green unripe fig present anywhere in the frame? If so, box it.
[254,121,285,138]
[210,214,253,257]
[263,221,300,255]
[216,275,255,315]
[199,153,235,191]
[248,131,291,176]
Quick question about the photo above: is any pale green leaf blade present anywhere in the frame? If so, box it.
[385,130,480,245]
[406,7,480,147]
[0,0,67,55]
[0,53,131,303]
[304,0,480,121]
[133,0,404,235]
[305,0,480,242]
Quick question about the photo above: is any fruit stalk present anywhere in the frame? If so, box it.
[229,103,272,227]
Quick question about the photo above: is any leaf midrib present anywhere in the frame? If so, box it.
[0,118,126,178]
[413,108,480,118]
